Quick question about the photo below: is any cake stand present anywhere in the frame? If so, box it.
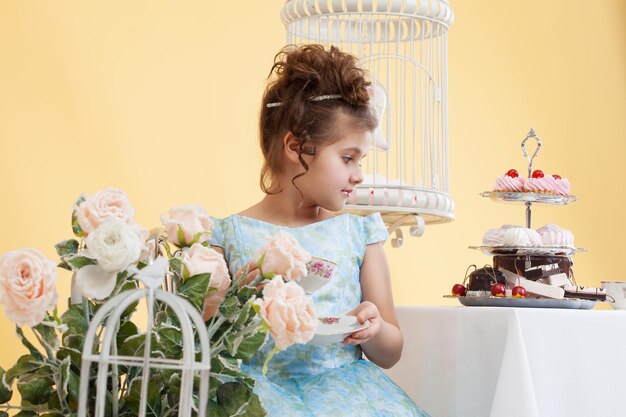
[459,129,594,309]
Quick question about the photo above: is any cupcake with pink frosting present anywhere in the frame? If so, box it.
[537,224,574,247]
[523,170,571,195]
[493,169,525,192]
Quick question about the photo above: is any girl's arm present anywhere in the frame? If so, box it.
[343,242,403,369]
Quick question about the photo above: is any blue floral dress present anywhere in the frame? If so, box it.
[209,213,428,417]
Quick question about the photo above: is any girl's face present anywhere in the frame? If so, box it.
[297,115,371,212]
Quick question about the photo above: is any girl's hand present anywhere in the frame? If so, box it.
[342,301,382,345]
[234,261,262,288]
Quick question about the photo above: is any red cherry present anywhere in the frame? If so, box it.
[505,169,519,178]
[491,283,506,297]
[512,286,527,298]
[531,170,544,179]
[552,174,562,180]
[451,283,466,297]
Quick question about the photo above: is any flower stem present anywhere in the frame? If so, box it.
[262,347,280,376]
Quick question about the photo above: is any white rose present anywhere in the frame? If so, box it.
[86,218,142,272]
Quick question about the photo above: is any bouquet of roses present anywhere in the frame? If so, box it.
[0,188,318,417]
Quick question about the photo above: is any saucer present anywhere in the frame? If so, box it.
[308,316,370,345]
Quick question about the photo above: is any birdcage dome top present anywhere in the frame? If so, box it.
[281,0,454,27]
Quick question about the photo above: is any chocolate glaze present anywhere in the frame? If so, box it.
[467,266,506,291]
[493,255,573,281]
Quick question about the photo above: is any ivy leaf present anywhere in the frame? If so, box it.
[60,305,88,337]
[219,295,239,319]
[0,367,13,404]
[116,321,139,349]
[70,195,86,237]
[0,411,7,417]
[207,400,228,417]
[54,239,79,258]
[18,375,52,405]
[14,411,38,417]
[216,382,266,416]
[15,327,43,361]
[33,320,60,353]
[123,377,162,417]
[66,255,97,270]
[177,273,210,310]
[53,356,71,405]
[5,355,44,384]
[155,326,182,358]
[233,332,267,361]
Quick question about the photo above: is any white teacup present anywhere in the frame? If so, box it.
[600,281,626,310]
[299,257,336,294]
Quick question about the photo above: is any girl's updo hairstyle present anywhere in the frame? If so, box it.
[259,44,378,194]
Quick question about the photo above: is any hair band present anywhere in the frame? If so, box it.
[266,94,343,108]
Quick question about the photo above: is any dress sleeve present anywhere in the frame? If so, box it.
[208,216,225,248]
[363,213,389,245]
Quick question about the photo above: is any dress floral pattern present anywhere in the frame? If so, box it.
[209,213,429,417]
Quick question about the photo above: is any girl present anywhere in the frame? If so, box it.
[208,44,429,417]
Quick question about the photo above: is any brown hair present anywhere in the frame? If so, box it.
[259,44,378,194]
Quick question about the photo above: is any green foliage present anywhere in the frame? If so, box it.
[177,273,211,309]
[0,368,13,404]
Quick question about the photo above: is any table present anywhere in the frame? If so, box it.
[384,306,626,417]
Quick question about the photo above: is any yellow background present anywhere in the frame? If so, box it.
[0,0,624,379]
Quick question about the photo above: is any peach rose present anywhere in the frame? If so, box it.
[75,188,135,235]
[0,248,58,326]
[254,276,317,350]
[254,231,311,282]
[160,205,214,247]
[181,244,231,291]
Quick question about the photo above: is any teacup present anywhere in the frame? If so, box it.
[299,256,336,294]
[600,281,626,310]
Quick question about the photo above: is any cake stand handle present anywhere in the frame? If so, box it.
[521,128,542,228]
[521,128,542,177]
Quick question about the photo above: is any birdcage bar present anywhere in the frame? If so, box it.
[78,287,210,417]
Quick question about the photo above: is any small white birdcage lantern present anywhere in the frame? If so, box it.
[281,0,455,246]
[77,258,211,417]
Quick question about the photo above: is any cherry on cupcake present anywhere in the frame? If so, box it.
[491,283,506,297]
[505,169,519,178]
[451,283,466,297]
[512,286,527,298]
[531,170,544,178]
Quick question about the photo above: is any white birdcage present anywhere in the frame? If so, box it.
[281,0,455,246]
[76,260,211,417]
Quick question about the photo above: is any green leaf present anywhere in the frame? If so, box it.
[14,411,38,417]
[18,376,51,405]
[0,411,8,417]
[168,258,183,279]
[60,306,88,336]
[219,295,239,319]
[233,332,267,361]
[54,356,71,405]
[117,333,147,357]
[123,377,162,417]
[15,327,43,361]
[155,326,182,358]
[216,382,266,416]
[66,255,97,270]
[71,195,86,237]
[207,400,228,417]
[33,320,60,353]
[54,239,79,258]
[5,355,44,384]
[116,321,139,348]
[0,367,13,404]
[177,273,210,310]
[176,225,186,247]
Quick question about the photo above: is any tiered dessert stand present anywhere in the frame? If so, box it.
[458,129,594,309]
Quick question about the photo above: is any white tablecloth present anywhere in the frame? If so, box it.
[384,306,626,417]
